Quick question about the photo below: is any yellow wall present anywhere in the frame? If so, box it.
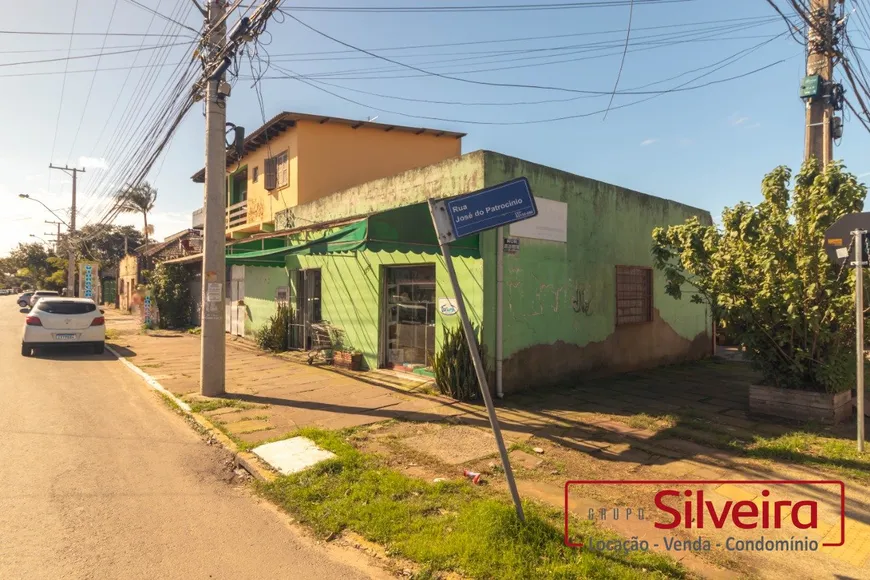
[226,119,460,236]
[294,120,461,205]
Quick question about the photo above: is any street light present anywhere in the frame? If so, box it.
[18,194,70,228]
[20,193,74,296]
[28,234,48,245]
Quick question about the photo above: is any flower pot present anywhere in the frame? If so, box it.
[334,351,362,371]
[749,384,853,424]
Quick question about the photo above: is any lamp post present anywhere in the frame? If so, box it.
[28,234,48,245]
[20,193,74,296]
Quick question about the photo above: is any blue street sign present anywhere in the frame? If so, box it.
[445,177,537,239]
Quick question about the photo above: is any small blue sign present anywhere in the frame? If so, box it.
[445,177,537,239]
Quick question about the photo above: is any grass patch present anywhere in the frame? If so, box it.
[188,398,255,414]
[625,413,677,431]
[105,328,120,340]
[258,429,687,580]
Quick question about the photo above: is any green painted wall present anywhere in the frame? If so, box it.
[480,151,713,391]
[286,250,483,371]
[244,266,290,335]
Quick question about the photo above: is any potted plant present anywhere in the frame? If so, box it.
[652,161,867,424]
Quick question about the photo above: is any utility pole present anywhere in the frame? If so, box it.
[801,0,844,167]
[49,164,85,296]
[196,0,281,397]
[45,220,62,252]
[200,0,228,397]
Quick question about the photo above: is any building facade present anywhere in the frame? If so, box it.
[201,150,712,394]
[190,112,464,239]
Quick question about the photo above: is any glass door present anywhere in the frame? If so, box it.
[384,265,436,370]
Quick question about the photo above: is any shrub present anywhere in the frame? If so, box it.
[255,303,293,352]
[149,264,192,329]
[433,325,485,401]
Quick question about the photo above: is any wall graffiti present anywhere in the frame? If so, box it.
[572,287,592,316]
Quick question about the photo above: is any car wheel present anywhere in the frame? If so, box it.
[18,301,26,308]
[21,344,31,357]
[93,342,105,355]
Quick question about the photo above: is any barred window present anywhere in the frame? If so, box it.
[616,266,652,325]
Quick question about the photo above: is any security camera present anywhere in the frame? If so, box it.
[218,81,231,98]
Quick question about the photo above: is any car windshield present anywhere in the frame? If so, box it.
[35,291,58,295]
[36,301,97,315]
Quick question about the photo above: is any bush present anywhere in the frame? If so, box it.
[149,264,192,329]
[652,161,867,393]
[433,325,485,401]
[255,303,293,352]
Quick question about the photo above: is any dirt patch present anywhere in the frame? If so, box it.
[402,424,499,465]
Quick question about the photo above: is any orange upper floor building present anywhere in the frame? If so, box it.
[191,112,464,238]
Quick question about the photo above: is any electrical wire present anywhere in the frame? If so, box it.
[603,0,633,119]
[66,0,120,161]
[120,0,200,33]
[47,0,79,202]
[0,41,191,69]
[278,0,694,12]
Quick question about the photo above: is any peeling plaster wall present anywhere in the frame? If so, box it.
[276,151,485,229]
[480,151,713,393]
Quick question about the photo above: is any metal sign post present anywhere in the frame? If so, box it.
[428,177,538,522]
[827,213,870,452]
[854,229,866,453]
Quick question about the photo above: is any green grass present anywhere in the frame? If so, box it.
[625,413,677,431]
[188,397,256,414]
[258,429,688,580]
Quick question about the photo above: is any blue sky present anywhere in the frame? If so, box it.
[3,0,869,253]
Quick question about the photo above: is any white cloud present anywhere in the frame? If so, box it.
[858,172,870,178]
[640,138,658,147]
[78,156,108,170]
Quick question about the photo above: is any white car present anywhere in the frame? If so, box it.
[21,298,105,357]
[28,290,60,308]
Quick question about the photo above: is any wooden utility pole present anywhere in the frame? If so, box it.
[803,0,837,167]
[49,164,85,296]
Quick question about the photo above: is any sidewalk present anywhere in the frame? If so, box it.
[105,309,870,579]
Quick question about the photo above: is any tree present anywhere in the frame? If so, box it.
[77,224,145,265]
[651,160,867,394]
[115,182,157,250]
[0,242,65,291]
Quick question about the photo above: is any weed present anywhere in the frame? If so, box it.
[258,429,686,580]
[626,413,677,431]
[188,398,255,414]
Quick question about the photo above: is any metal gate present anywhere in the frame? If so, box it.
[228,265,245,336]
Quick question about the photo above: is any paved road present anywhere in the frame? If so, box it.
[0,297,374,579]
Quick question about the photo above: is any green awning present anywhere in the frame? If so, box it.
[225,203,480,267]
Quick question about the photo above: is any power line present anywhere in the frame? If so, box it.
[284,12,789,96]
[0,29,194,37]
[264,42,794,126]
[67,0,120,161]
[120,0,200,33]
[47,0,79,196]
[0,41,192,69]
[604,0,634,119]
[278,0,694,12]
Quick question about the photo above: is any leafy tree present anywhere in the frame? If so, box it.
[0,242,65,291]
[150,263,193,329]
[652,161,867,393]
[114,182,157,250]
[77,224,145,266]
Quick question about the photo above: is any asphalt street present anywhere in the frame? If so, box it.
[0,296,374,579]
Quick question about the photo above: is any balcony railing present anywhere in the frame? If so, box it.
[226,200,248,229]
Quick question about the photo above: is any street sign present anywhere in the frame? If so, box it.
[435,177,537,241]
[824,212,870,265]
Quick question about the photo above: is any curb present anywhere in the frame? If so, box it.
[106,344,277,482]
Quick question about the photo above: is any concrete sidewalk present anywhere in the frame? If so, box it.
[105,309,460,444]
[105,308,870,579]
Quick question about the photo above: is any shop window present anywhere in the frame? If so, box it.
[616,266,652,325]
[384,265,436,370]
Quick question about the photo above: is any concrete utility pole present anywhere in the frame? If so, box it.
[200,0,228,397]
[49,164,85,297]
[803,0,837,166]
[45,220,62,252]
